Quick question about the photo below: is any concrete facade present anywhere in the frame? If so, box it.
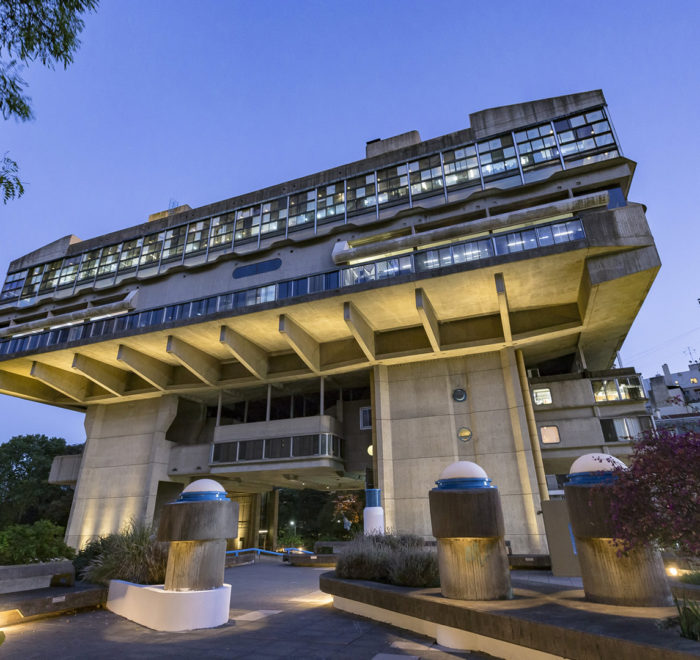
[0,90,660,552]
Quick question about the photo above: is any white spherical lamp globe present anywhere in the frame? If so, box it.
[569,453,626,474]
[439,461,489,481]
[182,479,226,493]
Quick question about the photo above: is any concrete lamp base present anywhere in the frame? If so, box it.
[107,580,231,631]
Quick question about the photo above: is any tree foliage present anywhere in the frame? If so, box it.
[604,429,699,556]
[0,434,82,529]
[0,0,98,202]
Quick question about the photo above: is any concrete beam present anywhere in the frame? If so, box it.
[415,288,441,353]
[72,353,127,397]
[117,344,172,390]
[30,361,90,402]
[166,335,220,386]
[278,314,320,373]
[343,302,375,361]
[219,326,268,380]
[495,273,512,343]
[0,369,65,404]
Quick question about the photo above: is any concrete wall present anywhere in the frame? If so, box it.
[374,350,546,554]
[65,396,179,548]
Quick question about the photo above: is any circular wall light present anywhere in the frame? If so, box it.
[452,388,467,402]
[457,427,473,442]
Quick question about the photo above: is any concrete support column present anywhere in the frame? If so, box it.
[266,488,279,550]
[65,395,179,549]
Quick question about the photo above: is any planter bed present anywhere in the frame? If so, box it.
[0,560,74,595]
[320,571,699,660]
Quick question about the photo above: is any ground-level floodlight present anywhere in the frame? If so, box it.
[107,479,239,631]
[429,461,512,600]
[364,488,385,534]
[564,454,672,606]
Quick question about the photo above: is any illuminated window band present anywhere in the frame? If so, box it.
[0,218,584,358]
[1,107,616,306]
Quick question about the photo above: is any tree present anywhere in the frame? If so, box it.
[604,429,699,556]
[0,434,82,529]
[1,0,98,202]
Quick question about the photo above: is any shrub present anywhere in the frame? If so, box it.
[79,520,167,586]
[0,520,74,565]
[335,532,438,587]
[675,595,700,641]
[679,571,700,585]
[388,547,440,588]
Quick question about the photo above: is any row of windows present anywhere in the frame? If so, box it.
[540,416,652,445]
[532,376,645,407]
[1,107,617,305]
[211,434,342,464]
[0,218,586,358]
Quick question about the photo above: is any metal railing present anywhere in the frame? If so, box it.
[211,433,342,465]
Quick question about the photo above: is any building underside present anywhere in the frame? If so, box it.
[0,90,659,552]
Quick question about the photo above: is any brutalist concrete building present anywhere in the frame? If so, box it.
[0,90,659,553]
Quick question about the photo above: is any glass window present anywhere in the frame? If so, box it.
[359,407,372,429]
[233,258,282,279]
[1,270,27,301]
[209,213,235,251]
[39,260,62,293]
[56,256,79,289]
[265,437,291,459]
[618,377,644,400]
[261,197,288,236]
[139,232,164,268]
[478,134,520,187]
[292,434,318,457]
[288,190,315,230]
[184,220,210,255]
[554,110,617,163]
[238,439,264,461]
[443,145,480,189]
[76,249,101,282]
[377,164,409,207]
[316,183,345,224]
[409,155,443,199]
[540,426,560,444]
[161,227,187,262]
[533,388,552,405]
[592,379,620,402]
[515,123,560,177]
[96,245,120,278]
[118,238,143,272]
[234,205,261,242]
[346,173,376,215]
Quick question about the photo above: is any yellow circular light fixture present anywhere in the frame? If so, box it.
[457,427,472,442]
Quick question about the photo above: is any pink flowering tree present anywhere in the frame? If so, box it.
[604,429,699,556]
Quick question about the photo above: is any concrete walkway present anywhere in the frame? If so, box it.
[0,559,489,660]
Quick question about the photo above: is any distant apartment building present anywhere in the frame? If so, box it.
[645,362,700,433]
[0,90,660,554]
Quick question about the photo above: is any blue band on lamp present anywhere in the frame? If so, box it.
[566,471,618,486]
[434,477,494,490]
[365,488,381,507]
[177,491,230,502]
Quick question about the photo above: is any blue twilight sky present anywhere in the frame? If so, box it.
[1,0,699,445]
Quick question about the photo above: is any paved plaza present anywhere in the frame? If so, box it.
[0,560,490,660]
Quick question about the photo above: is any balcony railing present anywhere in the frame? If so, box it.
[0,218,584,358]
[211,433,342,465]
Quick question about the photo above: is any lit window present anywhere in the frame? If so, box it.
[540,426,560,444]
[359,407,372,430]
[691,378,698,385]
[533,388,552,405]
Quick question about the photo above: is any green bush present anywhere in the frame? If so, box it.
[675,595,700,641]
[388,547,440,588]
[679,571,700,585]
[78,520,167,586]
[336,533,438,587]
[0,520,74,565]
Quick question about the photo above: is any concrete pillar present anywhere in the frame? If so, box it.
[373,354,546,553]
[65,395,179,549]
[158,479,238,591]
[266,488,279,550]
[429,461,512,600]
[564,454,672,606]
